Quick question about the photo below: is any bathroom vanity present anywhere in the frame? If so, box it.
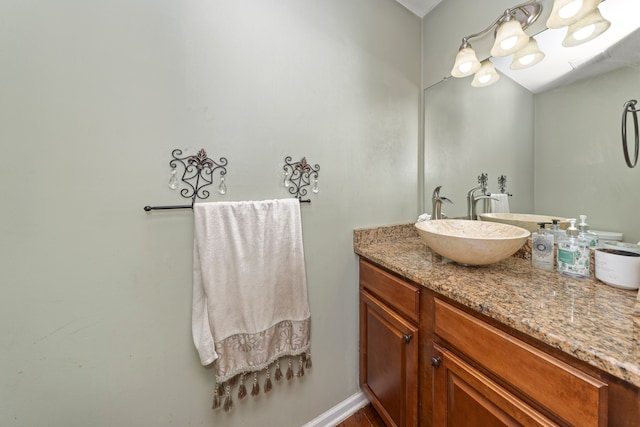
[355,224,640,427]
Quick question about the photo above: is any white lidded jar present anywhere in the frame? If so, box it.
[595,248,640,290]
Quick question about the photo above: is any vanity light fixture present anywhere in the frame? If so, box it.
[491,12,531,57]
[562,8,611,47]
[450,1,542,88]
[451,39,481,77]
[510,38,545,69]
[471,60,500,87]
[546,0,600,28]
[450,0,610,88]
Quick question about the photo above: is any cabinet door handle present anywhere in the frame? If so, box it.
[402,334,412,344]
[431,356,442,368]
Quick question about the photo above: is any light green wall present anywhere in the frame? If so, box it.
[0,1,420,426]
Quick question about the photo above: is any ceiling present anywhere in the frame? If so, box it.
[398,0,640,93]
[395,0,442,17]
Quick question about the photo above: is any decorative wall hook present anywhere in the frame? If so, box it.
[282,156,320,203]
[478,172,488,195]
[498,175,507,194]
[497,174,513,196]
[144,148,228,211]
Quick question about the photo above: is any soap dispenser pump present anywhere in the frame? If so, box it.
[578,214,598,247]
[549,219,565,240]
[556,219,590,278]
[532,222,554,271]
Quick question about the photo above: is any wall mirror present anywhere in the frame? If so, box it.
[424,0,640,243]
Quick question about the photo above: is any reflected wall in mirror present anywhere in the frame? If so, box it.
[534,62,640,243]
[423,0,640,243]
[423,74,535,218]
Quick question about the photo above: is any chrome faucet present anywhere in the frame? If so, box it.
[432,186,453,220]
[466,185,498,220]
[466,185,483,220]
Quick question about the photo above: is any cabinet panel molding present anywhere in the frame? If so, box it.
[360,289,418,427]
[433,343,559,427]
[360,259,419,322]
[434,299,608,427]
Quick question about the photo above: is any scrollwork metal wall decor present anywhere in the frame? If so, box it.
[144,148,228,211]
[498,175,507,194]
[622,99,639,168]
[282,156,320,203]
[497,174,512,195]
[478,172,488,195]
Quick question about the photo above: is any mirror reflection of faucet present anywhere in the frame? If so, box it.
[432,186,453,220]
[467,184,498,220]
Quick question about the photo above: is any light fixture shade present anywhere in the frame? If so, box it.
[471,61,500,87]
[546,0,600,29]
[451,46,481,78]
[562,8,610,47]
[510,38,545,70]
[490,19,529,57]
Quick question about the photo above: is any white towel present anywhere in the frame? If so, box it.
[490,193,510,213]
[192,199,311,384]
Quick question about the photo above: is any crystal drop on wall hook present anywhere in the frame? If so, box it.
[218,176,227,195]
[312,178,319,194]
[283,171,290,188]
[168,168,179,190]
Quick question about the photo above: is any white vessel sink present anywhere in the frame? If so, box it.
[415,219,530,266]
[478,213,568,234]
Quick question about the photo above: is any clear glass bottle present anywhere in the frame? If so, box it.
[532,222,554,271]
[556,219,590,278]
[549,219,566,240]
[578,214,599,247]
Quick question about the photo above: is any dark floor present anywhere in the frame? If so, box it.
[336,404,386,427]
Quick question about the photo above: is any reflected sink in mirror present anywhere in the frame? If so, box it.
[415,219,530,266]
[478,213,568,234]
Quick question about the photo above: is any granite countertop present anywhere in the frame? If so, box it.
[354,223,640,388]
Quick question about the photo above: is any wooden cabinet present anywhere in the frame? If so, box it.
[359,260,419,427]
[357,258,639,427]
[433,299,608,427]
[432,343,558,426]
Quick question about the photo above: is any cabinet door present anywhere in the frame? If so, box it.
[434,299,607,426]
[360,290,418,427]
[432,344,559,427]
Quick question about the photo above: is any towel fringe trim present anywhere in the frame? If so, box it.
[212,349,312,412]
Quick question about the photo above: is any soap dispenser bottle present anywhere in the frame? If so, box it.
[556,219,590,278]
[532,222,554,271]
[549,219,565,240]
[578,214,598,247]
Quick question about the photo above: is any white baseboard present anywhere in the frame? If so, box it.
[302,392,369,427]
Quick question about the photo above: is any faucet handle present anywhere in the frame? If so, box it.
[432,186,453,203]
[431,186,452,220]
[432,185,442,200]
